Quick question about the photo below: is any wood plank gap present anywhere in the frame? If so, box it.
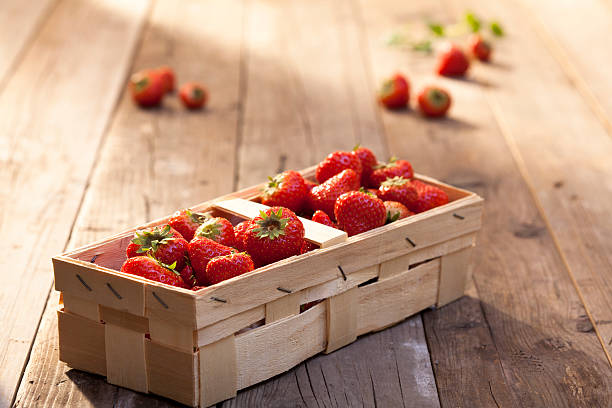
[486,94,612,368]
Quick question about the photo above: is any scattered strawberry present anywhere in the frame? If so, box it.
[383,201,413,223]
[194,217,236,247]
[233,220,251,252]
[411,180,450,213]
[129,70,165,107]
[353,146,378,187]
[188,237,234,285]
[315,151,362,184]
[205,252,255,285]
[179,261,196,288]
[261,170,308,213]
[121,256,184,288]
[168,209,210,242]
[378,73,410,109]
[334,191,386,236]
[309,169,360,219]
[368,158,414,188]
[468,34,492,62]
[245,207,305,266]
[126,225,188,270]
[436,43,470,77]
[377,176,418,209]
[417,85,452,118]
[311,210,336,228]
[156,66,175,93]
[179,82,208,109]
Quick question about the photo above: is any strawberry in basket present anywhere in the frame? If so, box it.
[194,217,236,248]
[168,209,210,242]
[126,225,188,271]
[261,170,308,213]
[121,256,184,288]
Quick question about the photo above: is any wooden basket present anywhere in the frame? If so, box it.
[53,165,483,407]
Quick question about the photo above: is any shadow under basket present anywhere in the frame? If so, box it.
[53,165,484,407]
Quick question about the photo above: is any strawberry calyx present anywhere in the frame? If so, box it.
[186,209,210,225]
[379,78,396,99]
[381,176,410,187]
[262,174,284,196]
[146,253,180,276]
[359,187,377,198]
[131,225,176,254]
[426,88,449,108]
[131,73,150,92]
[195,219,223,240]
[253,209,288,240]
[191,87,204,101]
[386,210,401,224]
[374,156,398,170]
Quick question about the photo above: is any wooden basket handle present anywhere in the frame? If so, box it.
[212,199,347,248]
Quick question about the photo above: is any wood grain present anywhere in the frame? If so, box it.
[0,0,57,85]
[0,0,150,406]
[456,0,612,362]
[13,0,244,406]
[356,0,612,405]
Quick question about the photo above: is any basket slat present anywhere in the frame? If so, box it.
[437,246,474,307]
[104,324,148,393]
[199,336,237,407]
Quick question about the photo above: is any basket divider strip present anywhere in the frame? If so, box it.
[104,324,148,393]
[199,335,237,407]
[437,246,475,307]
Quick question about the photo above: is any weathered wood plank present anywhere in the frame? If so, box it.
[13,0,244,406]
[357,0,612,404]
[0,0,150,406]
[457,0,612,363]
[0,0,57,85]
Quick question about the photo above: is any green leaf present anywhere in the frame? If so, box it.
[412,40,432,53]
[427,22,445,37]
[465,12,481,32]
[490,21,504,37]
[387,32,408,46]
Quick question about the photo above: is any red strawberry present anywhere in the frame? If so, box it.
[301,239,318,253]
[191,285,207,291]
[377,176,418,210]
[261,170,308,213]
[436,42,470,77]
[353,146,378,186]
[179,262,196,288]
[129,70,165,107]
[334,191,386,236]
[245,207,305,266]
[126,225,188,270]
[168,209,210,242]
[188,237,234,285]
[194,217,236,248]
[304,179,318,192]
[417,85,452,118]
[311,210,336,228]
[383,201,413,223]
[233,220,251,252]
[468,34,492,62]
[315,151,362,184]
[378,73,410,109]
[205,252,255,285]
[368,158,414,188]
[309,169,360,219]
[179,82,208,109]
[411,180,450,213]
[121,256,184,288]
[156,66,175,93]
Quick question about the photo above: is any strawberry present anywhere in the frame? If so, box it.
[417,85,451,118]
[309,169,360,219]
[126,225,188,271]
[311,210,336,228]
[233,220,251,252]
[315,151,362,184]
[205,252,255,285]
[378,73,410,109]
[121,256,184,288]
[194,217,236,248]
[301,239,318,253]
[191,285,207,291]
[129,70,164,107]
[261,170,308,213]
[368,158,414,188]
[411,180,450,213]
[436,43,470,77]
[334,191,386,236]
[377,176,418,210]
[245,207,305,266]
[179,261,196,288]
[179,82,208,109]
[353,145,378,187]
[384,201,413,223]
[305,179,318,192]
[468,34,492,62]
[188,237,234,285]
[156,66,175,93]
[168,209,210,242]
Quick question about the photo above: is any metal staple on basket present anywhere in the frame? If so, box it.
[152,291,169,309]
[75,274,92,291]
[277,287,292,293]
[211,296,227,303]
[405,237,416,247]
[337,265,347,281]
[453,213,465,220]
[106,283,122,299]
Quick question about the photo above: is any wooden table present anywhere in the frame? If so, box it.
[2,0,611,406]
